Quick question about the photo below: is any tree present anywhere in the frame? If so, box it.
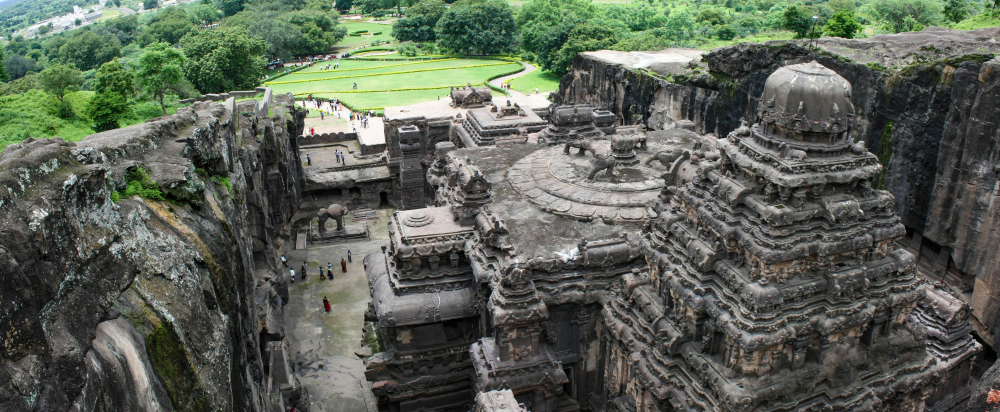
[392,0,447,41]
[59,30,122,71]
[0,45,8,83]
[359,0,382,14]
[136,43,186,115]
[38,64,82,102]
[95,59,135,98]
[222,0,244,16]
[551,20,622,74]
[189,4,222,25]
[37,24,51,35]
[87,90,131,132]
[181,27,266,94]
[139,10,195,45]
[783,5,815,38]
[435,0,517,55]
[335,0,353,10]
[825,9,863,38]
[662,10,696,40]
[75,18,82,26]
[863,0,943,33]
[5,55,37,80]
[943,0,971,23]
[144,0,158,9]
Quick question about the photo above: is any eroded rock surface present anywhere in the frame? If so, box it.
[0,95,305,411]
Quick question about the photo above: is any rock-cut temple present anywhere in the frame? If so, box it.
[361,62,983,411]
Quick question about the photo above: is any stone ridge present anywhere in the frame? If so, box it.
[0,95,306,411]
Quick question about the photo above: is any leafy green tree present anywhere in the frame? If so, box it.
[189,4,222,25]
[552,20,622,74]
[825,9,863,38]
[359,0,382,14]
[435,0,517,55]
[247,18,303,59]
[783,5,816,38]
[39,64,82,102]
[144,0,158,9]
[336,0,354,10]
[181,27,266,94]
[59,30,122,71]
[139,10,196,45]
[5,54,37,79]
[0,45,8,83]
[862,0,943,33]
[136,43,186,115]
[222,0,244,16]
[517,0,594,66]
[37,24,51,35]
[943,0,971,23]
[696,7,730,26]
[662,10,696,40]
[715,24,738,40]
[75,18,82,26]
[95,59,134,98]
[392,0,447,42]
[87,90,131,132]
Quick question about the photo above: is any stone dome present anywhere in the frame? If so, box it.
[757,61,855,135]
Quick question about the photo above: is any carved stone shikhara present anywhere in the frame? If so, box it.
[363,62,982,412]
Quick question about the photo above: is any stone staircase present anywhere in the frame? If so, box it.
[553,392,580,412]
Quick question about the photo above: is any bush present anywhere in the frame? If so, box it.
[114,166,164,201]
[56,99,76,120]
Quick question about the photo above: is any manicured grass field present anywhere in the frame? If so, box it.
[508,69,561,94]
[334,21,396,51]
[266,58,522,110]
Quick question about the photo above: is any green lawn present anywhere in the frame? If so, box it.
[508,69,561,94]
[334,21,396,51]
[267,58,522,110]
[954,13,1000,30]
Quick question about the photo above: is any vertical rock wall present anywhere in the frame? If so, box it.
[556,30,1000,348]
[0,95,305,411]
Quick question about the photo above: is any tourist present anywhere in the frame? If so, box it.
[306,154,311,166]
[341,258,347,272]
[301,263,308,280]
[348,250,352,263]
[327,268,334,280]
[335,62,339,69]
[535,87,539,94]
[289,267,295,283]
[310,127,315,135]
[353,82,358,90]
[323,297,331,312]
[281,255,287,266]
[320,112,324,120]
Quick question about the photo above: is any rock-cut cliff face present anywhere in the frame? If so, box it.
[0,95,305,411]
[556,27,1000,350]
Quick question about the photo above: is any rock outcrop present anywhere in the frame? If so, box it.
[0,95,305,411]
[556,27,1000,350]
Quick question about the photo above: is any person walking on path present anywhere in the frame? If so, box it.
[327,267,334,280]
[289,267,295,283]
[535,87,539,95]
[301,263,308,280]
[320,112,324,120]
[323,297,331,312]
[281,255,287,266]
[348,250,352,263]
[353,82,358,90]
[306,154,311,166]
[341,258,347,273]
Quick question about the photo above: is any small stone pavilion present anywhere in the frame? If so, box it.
[362,62,982,411]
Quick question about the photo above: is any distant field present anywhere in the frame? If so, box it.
[334,21,396,51]
[266,58,521,110]
[508,69,561,94]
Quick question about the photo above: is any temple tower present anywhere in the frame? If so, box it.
[601,61,981,411]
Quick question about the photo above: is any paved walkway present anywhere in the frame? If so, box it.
[489,61,538,98]
[299,100,385,145]
[283,209,395,412]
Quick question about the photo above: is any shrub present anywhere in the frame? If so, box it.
[114,166,164,201]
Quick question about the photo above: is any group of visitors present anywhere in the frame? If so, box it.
[334,149,346,164]
[349,110,373,129]
[282,250,354,315]
[500,82,511,90]
[319,62,340,71]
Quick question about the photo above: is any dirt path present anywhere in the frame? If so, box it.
[489,61,537,98]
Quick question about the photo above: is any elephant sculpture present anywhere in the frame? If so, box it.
[318,203,348,234]
[564,140,597,158]
[644,149,685,168]
[587,154,617,181]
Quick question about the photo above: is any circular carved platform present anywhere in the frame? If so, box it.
[507,142,664,223]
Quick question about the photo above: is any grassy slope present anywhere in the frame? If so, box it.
[508,69,561,94]
[0,89,184,150]
[334,21,396,51]
[954,13,1000,30]
[268,58,521,109]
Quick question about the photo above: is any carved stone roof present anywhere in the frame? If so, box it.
[758,61,855,135]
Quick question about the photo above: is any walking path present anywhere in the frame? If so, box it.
[489,61,538,98]
[299,99,385,145]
